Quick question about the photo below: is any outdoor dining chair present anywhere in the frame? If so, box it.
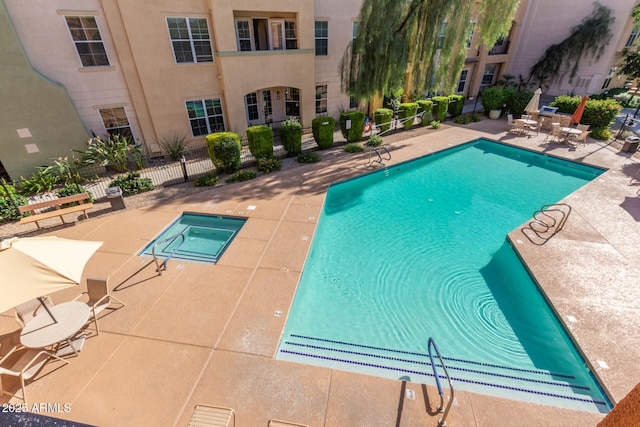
[576,124,590,131]
[544,124,563,143]
[73,276,125,335]
[525,120,541,136]
[14,297,55,328]
[567,130,590,147]
[0,345,68,405]
[510,119,526,135]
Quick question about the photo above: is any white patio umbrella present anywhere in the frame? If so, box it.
[0,236,103,318]
[525,88,542,115]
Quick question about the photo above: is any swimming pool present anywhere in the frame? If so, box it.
[139,213,246,264]
[277,139,611,413]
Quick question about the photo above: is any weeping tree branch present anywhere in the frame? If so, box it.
[529,2,613,86]
[340,0,520,99]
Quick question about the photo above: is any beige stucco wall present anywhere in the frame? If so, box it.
[0,0,89,180]
[508,0,637,95]
[4,0,140,142]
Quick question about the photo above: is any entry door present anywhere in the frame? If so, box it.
[269,20,284,50]
[245,92,260,126]
[262,90,273,124]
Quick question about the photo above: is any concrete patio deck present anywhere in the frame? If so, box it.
[1,118,639,426]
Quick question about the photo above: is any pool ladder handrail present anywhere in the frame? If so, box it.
[152,229,187,273]
[521,203,571,245]
[427,337,454,427]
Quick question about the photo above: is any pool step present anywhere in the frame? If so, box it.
[277,334,609,411]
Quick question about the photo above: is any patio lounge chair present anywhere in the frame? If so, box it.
[567,130,590,147]
[187,404,235,427]
[14,297,55,328]
[0,346,68,405]
[73,277,125,335]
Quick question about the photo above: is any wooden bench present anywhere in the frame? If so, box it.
[19,193,93,230]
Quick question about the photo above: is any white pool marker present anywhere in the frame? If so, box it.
[274,311,282,317]
[226,210,233,214]
[454,211,461,215]
[247,205,256,210]
[237,210,244,214]
[427,198,434,202]
[515,239,524,244]
[567,315,577,323]
[406,389,415,400]
[302,236,309,241]
[597,360,610,369]
[309,216,315,221]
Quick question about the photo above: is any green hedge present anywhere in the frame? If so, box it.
[246,125,274,158]
[503,89,533,117]
[398,103,418,129]
[374,108,393,132]
[481,86,504,111]
[432,96,449,122]
[280,118,302,156]
[339,111,366,142]
[312,116,335,149]
[447,94,465,117]
[551,96,622,128]
[416,100,433,127]
[205,132,241,173]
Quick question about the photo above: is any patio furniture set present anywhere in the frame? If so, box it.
[509,113,590,145]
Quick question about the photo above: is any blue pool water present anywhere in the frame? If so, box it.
[139,213,245,264]
[277,139,611,412]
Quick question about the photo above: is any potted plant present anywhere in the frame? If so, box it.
[481,87,504,119]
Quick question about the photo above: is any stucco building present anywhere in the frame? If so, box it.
[1,0,638,180]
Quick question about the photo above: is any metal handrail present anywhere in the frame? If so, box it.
[151,227,187,273]
[427,337,454,427]
[521,203,572,245]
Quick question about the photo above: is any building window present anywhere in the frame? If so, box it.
[602,67,617,90]
[285,21,297,49]
[480,64,498,91]
[245,93,259,121]
[185,99,225,136]
[437,23,447,49]
[457,69,468,93]
[285,88,300,117]
[315,21,328,56]
[167,17,213,63]
[466,22,475,48]
[627,23,640,47]
[349,96,359,109]
[100,107,131,140]
[65,16,110,67]
[316,85,328,114]
[235,19,253,51]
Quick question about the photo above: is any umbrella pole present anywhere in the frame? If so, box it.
[38,297,58,323]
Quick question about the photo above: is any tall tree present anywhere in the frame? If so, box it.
[340,0,520,99]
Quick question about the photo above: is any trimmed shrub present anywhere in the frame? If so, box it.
[312,116,335,149]
[257,155,282,173]
[225,170,257,183]
[416,100,433,127]
[367,134,383,147]
[550,95,580,114]
[503,89,533,117]
[432,96,449,121]
[205,132,241,174]
[246,125,274,158]
[296,152,321,163]
[447,94,465,118]
[194,173,219,187]
[344,143,364,153]
[581,99,622,129]
[589,127,611,140]
[374,108,393,132]
[398,103,419,129]
[339,111,366,142]
[279,118,302,156]
[108,171,153,196]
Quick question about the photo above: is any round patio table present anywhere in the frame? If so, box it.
[20,301,91,356]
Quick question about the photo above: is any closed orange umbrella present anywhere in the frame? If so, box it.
[571,96,588,125]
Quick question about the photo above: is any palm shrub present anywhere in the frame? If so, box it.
[246,125,274,158]
[416,100,433,127]
[80,134,141,173]
[18,167,60,195]
[312,116,334,149]
[432,96,449,122]
[374,108,393,132]
[279,118,302,156]
[205,132,241,174]
[447,95,465,118]
[398,103,418,129]
[158,133,188,161]
[339,111,365,142]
